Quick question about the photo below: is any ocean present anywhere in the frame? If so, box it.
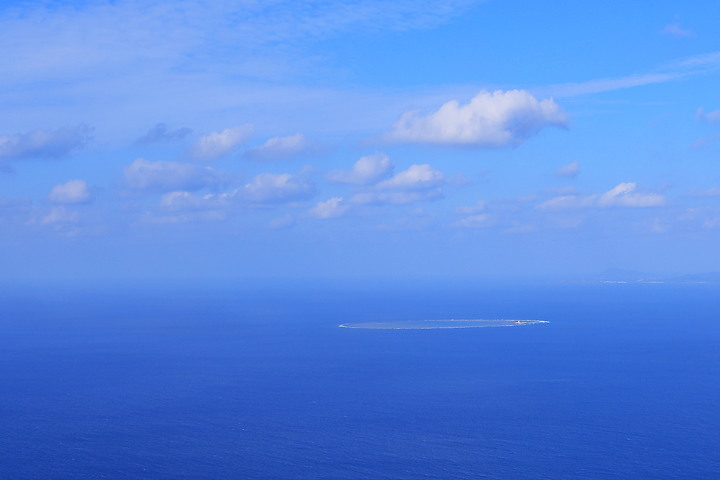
[1,281,718,479]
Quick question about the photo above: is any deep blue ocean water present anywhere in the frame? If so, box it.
[1,281,718,479]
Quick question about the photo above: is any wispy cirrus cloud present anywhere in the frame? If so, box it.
[0,1,483,133]
[0,0,482,82]
[542,51,720,98]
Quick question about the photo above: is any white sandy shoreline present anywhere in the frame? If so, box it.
[339,319,549,329]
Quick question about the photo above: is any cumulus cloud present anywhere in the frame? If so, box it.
[376,163,444,191]
[143,210,226,225]
[40,206,79,225]
[453,214,491,228]
[696,107,720,123]
[308,197,349,219]
[136,123,192,144]
[124,158,225,192]
[241,171,314,203]
[48,179,92,204]
[0,125,92,160]
[159,190,233,211]
[244,133,318,161]
[539,182,665,210]
[351,189,443,205]
[189,125,253,160]
[326,152,394,185]
[386,90,567,147]
[346,163,446,206]
[556,161,580,178]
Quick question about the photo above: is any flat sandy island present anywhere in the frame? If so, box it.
[339,319,549,329]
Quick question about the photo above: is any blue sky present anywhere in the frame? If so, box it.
[2,0,720,280]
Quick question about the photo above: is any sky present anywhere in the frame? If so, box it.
[2,0,720,281]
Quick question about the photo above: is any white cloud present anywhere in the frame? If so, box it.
[351,189,443,205]
[539,195,592,210]
[143,210,226,224]
[545,186,579,195]
[377,164,445,191]
[268,215,295,229]
[124,158,225,192]
[662,22,694,38]
[244,133,317,161]
[453,214,491,228]
[347,163,446,206]
[556,161,580,178]
[326,153,394,185]
[386,90,567,147]
[136,123,191,144]
[543,51,720,98]
[159,191,232,211]
[696,107,720,123]
[189,125,253,161]
[456,200,486,215]
[547,72,682,98]
[40,206,79,225]
[1,1,478,71]
[504,223,536,234]
[688,187,720,197]
[0,125,92,160]
[596,183,665,208]
[0,0,485,142]
[242,171,314,203]
[48,180,92,204]
[539,182,666,210]
[691,133,720,148]
[704,217,720,229]
[0,1,479,84]
[308,197,349,219]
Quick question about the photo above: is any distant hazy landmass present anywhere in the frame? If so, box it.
[339,319,549,329]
